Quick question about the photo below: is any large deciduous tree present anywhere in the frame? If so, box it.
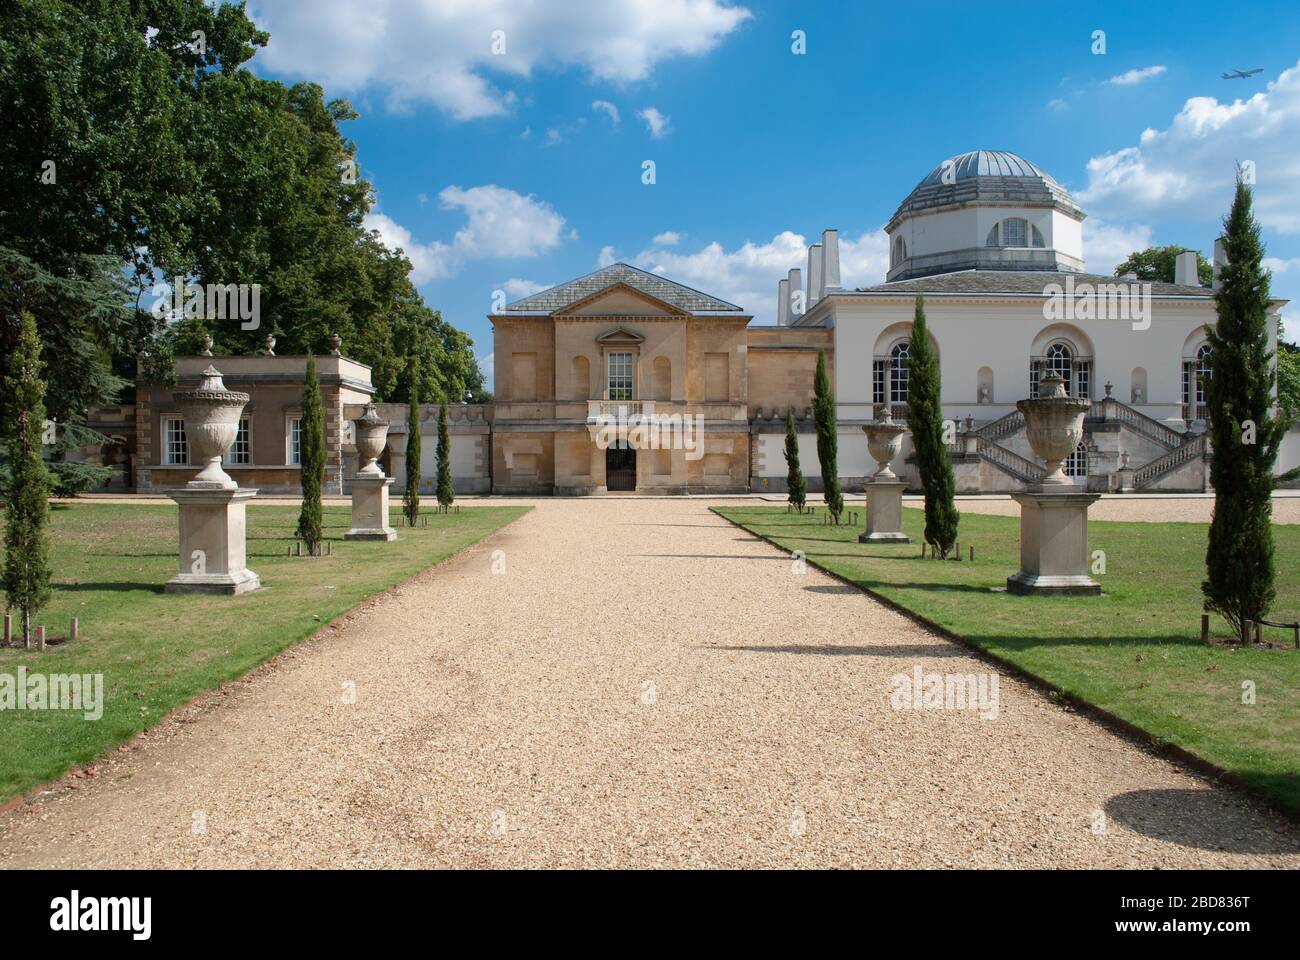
[1113,245,1213,286]
[1202,174,1291,642]
[3,312,53,645]
[813,350,843,523]
[907,296,959,557]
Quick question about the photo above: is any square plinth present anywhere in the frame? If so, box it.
[859,480,910,544]
[166,487,261,595]
[1006,490,1101,596]
[345,475,397,541]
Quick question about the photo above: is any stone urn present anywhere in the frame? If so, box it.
[1017,374,1089,486]
[353,403,389,478]
[863,407,907,480]
[174,365,249,490]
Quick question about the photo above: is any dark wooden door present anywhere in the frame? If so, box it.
[606,444,636,491]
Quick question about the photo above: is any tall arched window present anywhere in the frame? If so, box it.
[1064,441,1088,479]
[889,341,911,404]
[1030,340,1090,399]
[1182,343,1212,419]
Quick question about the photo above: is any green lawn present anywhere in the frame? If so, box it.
[0,502,529,802]
[714,504,1300,815]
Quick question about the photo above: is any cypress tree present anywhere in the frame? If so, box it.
[1203,172,1289,642]
[784,408,806,512]
[812,350,843,522]
[436,395,454,510]
[3,310,52,645]
[296,352,325,553]
[404,359,422,527]
[907,295,959,557]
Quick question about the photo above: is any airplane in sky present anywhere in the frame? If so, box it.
[1222,68,1264,79]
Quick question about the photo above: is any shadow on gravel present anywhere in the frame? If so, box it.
[705,642,965,658]
[1105,788,1300,853]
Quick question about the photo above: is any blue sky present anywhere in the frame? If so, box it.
[246,0,1300,387]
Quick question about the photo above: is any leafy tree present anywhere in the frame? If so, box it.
[3,311,53,645]
[907,296,959,557]
[1114,245,1213,286]
[1277,321,1299,424]
[1202,175,1291,642]
[404,360,422,527]
[295,353,325,553]
[783,408,806,511]
[812,350,843,522]
[436,397,455,510]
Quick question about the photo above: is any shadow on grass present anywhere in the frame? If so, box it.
[706,642,968,659]
[1105,788,1300,852]
[965,632,1206,651]
[54,581,165,594]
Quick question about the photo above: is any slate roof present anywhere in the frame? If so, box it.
[500,262,745,314]
[853,270,1215,298]
[888,150,1083,228]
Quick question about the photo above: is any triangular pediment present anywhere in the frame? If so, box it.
[595,326,646,344]
[555,282,687,317]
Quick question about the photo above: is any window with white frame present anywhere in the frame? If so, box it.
[872,359,886,406]
[1001,217,1027,247]
[163,416,188,465]
[889,341,911,404]
[224,416,251,465]
[1031,341,1091,400]
[1064,441,1088,478]
[607,351,633,401]
[287,416,303,465]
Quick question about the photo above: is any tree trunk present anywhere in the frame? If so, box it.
[23,607,31,648]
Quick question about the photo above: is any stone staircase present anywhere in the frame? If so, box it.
[1132,435,1207,489]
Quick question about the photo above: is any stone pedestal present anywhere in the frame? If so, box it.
[1006,491,1102,595]
[345,475,397,540]
[859,481,909,543]
[165,488,261,595]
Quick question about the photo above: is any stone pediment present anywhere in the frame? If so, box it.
[594,326,646,345]
[556,283,686,318]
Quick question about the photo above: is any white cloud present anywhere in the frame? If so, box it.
[248,0,751,119]
[1078,60,1300,233]
[499,278,550,298]
[478,352,495,390]
[1105,65,1167,87]
[366,185,566,283]
[1264,256,1300,274]
[545,127,563,146]
[652,231,681,246]
[592,100,620,124]
[632,229,889,323]
[597,244,618,267]
[638,106,671,138]
[1081,218,1155,276]
[1047,98,1068,111]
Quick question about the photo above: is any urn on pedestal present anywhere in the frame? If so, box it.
[859,407,910,544]
[345,404,397,541]
[1007,374,1100,595]
[165,366,260,594]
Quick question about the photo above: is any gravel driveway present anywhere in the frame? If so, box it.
[2,499,1296,868]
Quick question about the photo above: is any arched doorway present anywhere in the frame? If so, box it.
[606,442,636,491]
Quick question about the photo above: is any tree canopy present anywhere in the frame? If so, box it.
[1113,245,1213,286]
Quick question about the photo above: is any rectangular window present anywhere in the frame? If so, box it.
[163,416,188,465]
[1029,360,1041,400]
[1076,361,1091,401]
[872,360,886,406]
[287,416,302,465]
[1003,218,1027,247]
[224,416,251,465]
[608,352,633,401]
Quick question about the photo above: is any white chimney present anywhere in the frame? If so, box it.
[776,278,789,326]
[1174,250,1200,287]
[787,267,802,319]
[1213,237,1228,291]
[821,229,841,292]
[807,242,823,308]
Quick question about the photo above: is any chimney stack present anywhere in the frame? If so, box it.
[776,278,789,326]
[1174,250,1200,287]
[1212,237,1228,291]
[821,229,841,292]
[807,242,823,309]
[787,267,802,320]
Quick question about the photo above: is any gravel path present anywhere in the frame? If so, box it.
[3,499,1296,868]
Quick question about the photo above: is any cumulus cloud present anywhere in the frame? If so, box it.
[597,244,618,267]
[499,278,550,298]
[632,229,889,323]
[1105,65,1167,86]
[248,0,751,119]
[478,352,495,390]
[592,100,620,124]
[1078,60,1300,233]
[1081,218,1155,276]
[652,231,681,246]
[365,185,566,283]
[638,106,671,138]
